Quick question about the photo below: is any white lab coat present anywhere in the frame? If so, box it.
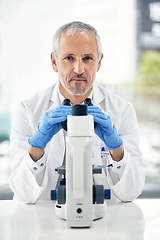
[9,82,145,203]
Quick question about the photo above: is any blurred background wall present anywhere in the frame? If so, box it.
[0,0,160,199]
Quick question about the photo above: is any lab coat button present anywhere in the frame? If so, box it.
[92,153,94,158]
[40,163,44,167]
[117,166,121,169]
[33,167,38,170]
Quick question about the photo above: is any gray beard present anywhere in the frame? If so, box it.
[57,63,97,96]
[58,74,94,96]
[61,82,91,96]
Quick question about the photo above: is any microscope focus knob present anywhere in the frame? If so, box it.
[51,190,57,200]
[104,189,111,199]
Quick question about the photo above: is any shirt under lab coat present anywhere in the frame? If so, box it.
[9,82,145,203]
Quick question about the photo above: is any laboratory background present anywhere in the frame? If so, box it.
[0,0,160,200]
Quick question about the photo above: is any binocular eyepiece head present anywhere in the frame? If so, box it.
[61,98,94,131]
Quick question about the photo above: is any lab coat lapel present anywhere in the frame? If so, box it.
[91,84,106,164]
[47,82,66,167]
[93,84,105,107]
[47,130,65,168]
[48,82,60,111]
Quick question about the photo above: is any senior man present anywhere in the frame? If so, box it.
[9,21,145,203]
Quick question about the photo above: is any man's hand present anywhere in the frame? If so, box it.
[28,105,71,149]
[88,106,123,151]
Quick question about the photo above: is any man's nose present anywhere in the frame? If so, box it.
[73,59,85,74]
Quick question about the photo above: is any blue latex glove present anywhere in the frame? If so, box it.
[88,106,123,150]
[28,106,71,149]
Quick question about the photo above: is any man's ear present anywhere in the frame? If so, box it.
[50,52,58,72]
[97,53,103,72]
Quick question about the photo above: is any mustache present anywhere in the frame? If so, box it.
[69,73,87,82]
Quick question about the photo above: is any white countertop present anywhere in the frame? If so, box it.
[0,199,160,240]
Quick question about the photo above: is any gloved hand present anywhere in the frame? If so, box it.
[88,106,123,150]
[28,106,71,149]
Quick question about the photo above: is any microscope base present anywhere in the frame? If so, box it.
[55,202,106,228]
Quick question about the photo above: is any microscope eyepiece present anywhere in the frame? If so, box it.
[84,98,93,106]
[72,104,88,116]
[62,99,71,106]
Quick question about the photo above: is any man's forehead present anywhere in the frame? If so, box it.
[58,31,98,54]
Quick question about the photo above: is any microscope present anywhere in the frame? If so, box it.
[51,99,110,228]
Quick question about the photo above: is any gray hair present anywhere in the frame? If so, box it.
[52,21,102,61]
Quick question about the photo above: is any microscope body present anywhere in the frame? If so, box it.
[53,103,107,228]
[66,113,94,227]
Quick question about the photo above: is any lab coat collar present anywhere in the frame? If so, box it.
[50,82,59,102]
[93,83,105,106]
[48,82,60,110]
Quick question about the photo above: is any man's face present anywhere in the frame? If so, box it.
[51,31,103,96]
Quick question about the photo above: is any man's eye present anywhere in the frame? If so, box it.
[83,56,93,61]
[65,56,74,61]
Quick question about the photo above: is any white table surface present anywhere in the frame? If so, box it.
[0,199,159,240]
